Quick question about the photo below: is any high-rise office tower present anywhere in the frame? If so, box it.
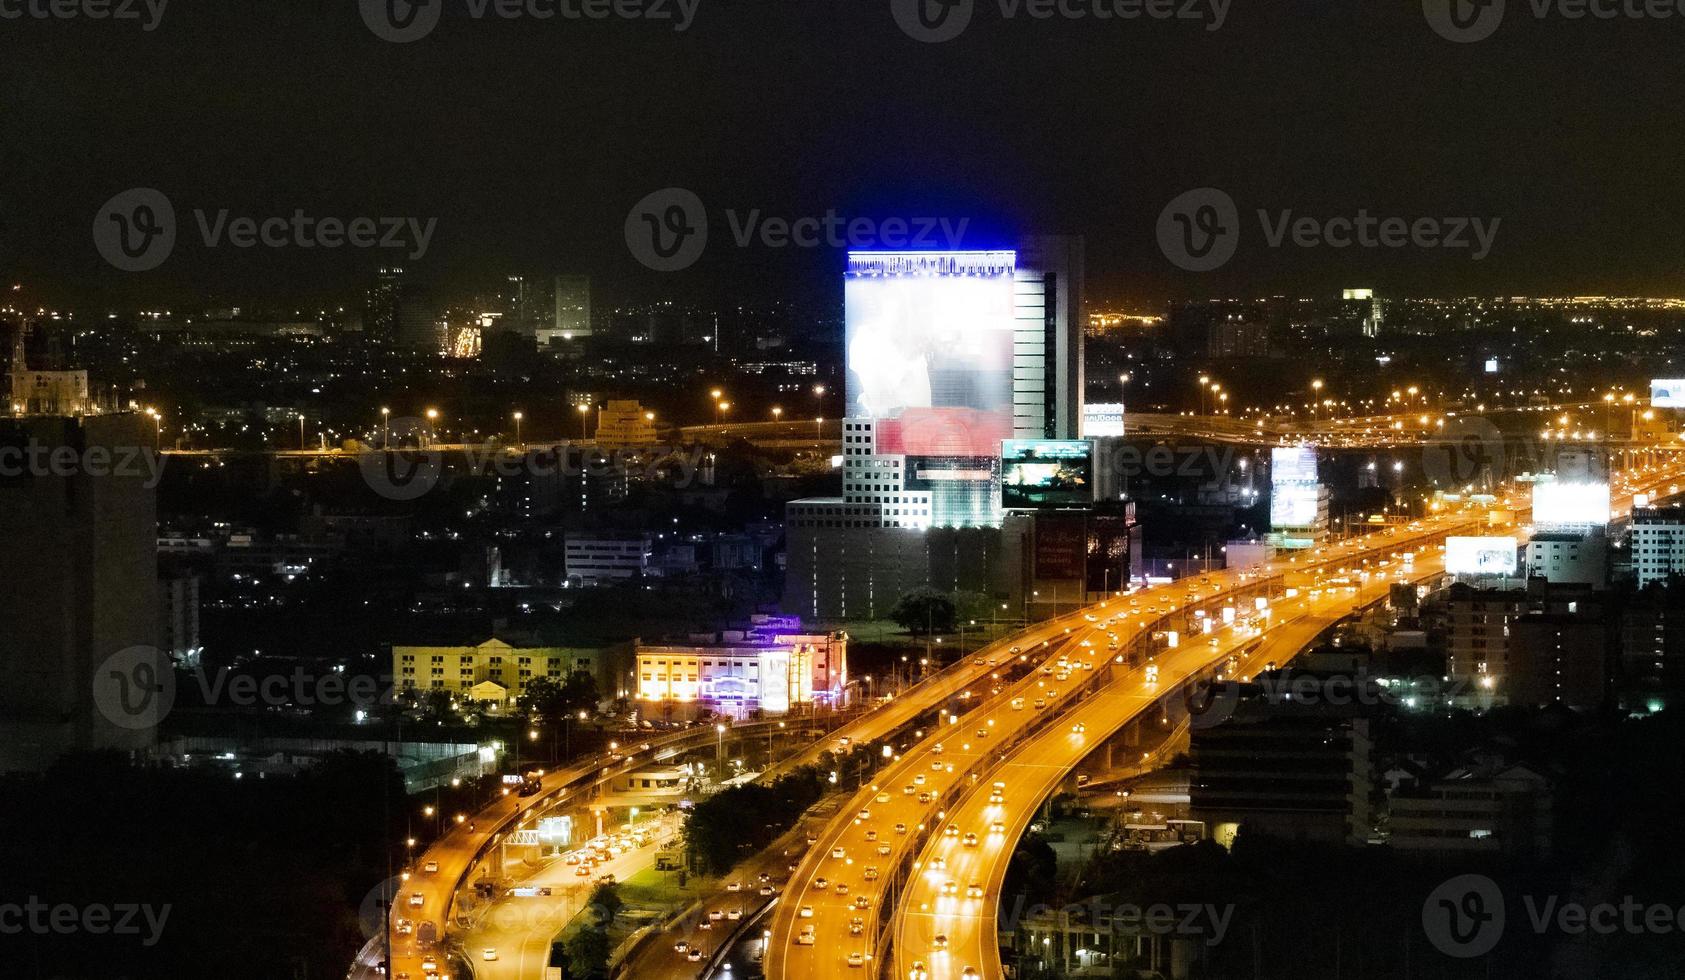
[540,275,592,347]
[0,411,161,771]
[1014,236,1086,440]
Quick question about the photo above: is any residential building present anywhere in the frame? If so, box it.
[1189,691,1375,846]
[1630,505,1685,587]
[1525,530,1608,589]
[564,532,653,586]
[1388,763,1553,859]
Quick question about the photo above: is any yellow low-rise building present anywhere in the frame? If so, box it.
[393,637,620,709]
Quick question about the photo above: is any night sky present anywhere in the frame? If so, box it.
[3,0,1683,310]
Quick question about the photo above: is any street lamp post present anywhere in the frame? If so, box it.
[513,411,524,450]
[380,407,390,449]
[577,404,590,440]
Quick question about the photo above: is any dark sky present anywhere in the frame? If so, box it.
[3,0,1684,312]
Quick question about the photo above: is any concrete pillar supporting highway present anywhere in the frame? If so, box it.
[1123,718,1141,748]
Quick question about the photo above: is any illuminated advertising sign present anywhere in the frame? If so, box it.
[1652,380,1685,408]
[845,251,1017,457]
[537,816,574,844]
[1082,403,1126,438]
[1270,446,1322,531]
[1532,482,1611,527]
[1271,446,1319,484]
[1002,440,1094,510]
[1271,484,1322,528]
[1445,536,1519,575]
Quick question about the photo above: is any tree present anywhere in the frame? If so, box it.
[586,881,623,925]
[519,670,600,723]
[891,588,957,636]
[565,926,612,980]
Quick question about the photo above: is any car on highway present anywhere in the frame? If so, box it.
[863,866,880,880]
[1072,722,1086,734]
[831,846,846,859]
[422,860,438,873]
[852,895,870,909]
[835,882,850,894]
[966,883,984,898]
[482,948,498,962]
[760,884,777,896]
[674,941,689,953]
[795,926,816,945]
[727,908,743,921]
[913,773,926,785]
[876,792,890,803]
[941,880,958,896]
[876,844,891,856]
[944,826,959,839]
[910,961,930,980]
[814,877,829,890]
[894,822,908,834]
[408,892,425,908]
[726,880,741,891]
[847,952,866,968]
[798,905,814,918]
[962,832,979,846]
[933,934,949,951]
[848,916,865,936]
[688,947,705,961]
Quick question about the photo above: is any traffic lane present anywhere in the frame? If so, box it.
[773,625,1116,980]
[462,816,683,980]
[903,562,1458,979]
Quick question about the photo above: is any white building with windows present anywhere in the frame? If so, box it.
[564,533,653,586]
[1631,506,1685,587]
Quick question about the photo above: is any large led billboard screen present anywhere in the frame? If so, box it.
[1271,484,1322,528]
[1083,403,1126,438]
[1271,446,1319,484]
[1652,380,1685,408]
[1445,536,1519,575]
[1001,439,1094,510]
[1532,482,1611,527]
[845,251,1017,458]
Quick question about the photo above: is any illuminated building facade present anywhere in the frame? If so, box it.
[634,620,846,719]
[392,637,624,708]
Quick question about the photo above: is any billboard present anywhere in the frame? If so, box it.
[1083,403,1126,438]
[1271,446,1319,484]
[1035,514,1087,580]
[1653,380,1685,408]
[1532,482,1611,527]
[1271,484,1322,528]
[1445,536,1519,575]
[845,251,1017,457]
[1002,439,1094,510]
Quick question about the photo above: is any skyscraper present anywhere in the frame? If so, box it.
[1015,236,1086,440]
[541,275,592,347]
[0,411,162,771]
